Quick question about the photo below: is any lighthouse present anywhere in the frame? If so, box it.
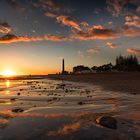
[62,58,65,74]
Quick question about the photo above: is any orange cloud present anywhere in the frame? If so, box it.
[86,47,100,53]
[127,48,140,53]
[0,34,43,43]
[121,25,140,37]
[44,34,69,41]
[0,34,68,44]
[81,22,89,27]
[45,12,57,18]
[57,15,81,30]
[125,16,140,28]
[1,23,140,44]
[0,22,12,34]
[106,42,119,49]
[71,26,119,40]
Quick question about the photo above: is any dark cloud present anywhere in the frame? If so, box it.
[6,0,19,7]
[6,0,26,11]
[33,0,73,17]
[106,0,124,17]
[136,6,140,13]
[0,22,12,33]
[106,0,140,17]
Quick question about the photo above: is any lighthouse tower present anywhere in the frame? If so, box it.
[62,58,65,74]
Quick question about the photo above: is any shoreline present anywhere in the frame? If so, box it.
[47,72,140,94]
[0,75,47,80]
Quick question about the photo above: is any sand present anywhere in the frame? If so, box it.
[47,72,140,94]
[0,77,139,140]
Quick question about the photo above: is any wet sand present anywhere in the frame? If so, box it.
[0,78,140,140]
[47,72,140,94]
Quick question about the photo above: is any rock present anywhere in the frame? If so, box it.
[96,116,117,129]
[12,108,24,113]
[52,97,58,100]
[60,84,66,87]
[78,101,85,105]
[10,98,16,101]
[17,93,20,96]
[65,89,68,93]
[131,92,137,95]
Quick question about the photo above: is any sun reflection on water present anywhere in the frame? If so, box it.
[5,80,11,95]
[5,90,10,95]
[6,80,10,88]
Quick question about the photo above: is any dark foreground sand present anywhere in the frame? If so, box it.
[47,72,140,94]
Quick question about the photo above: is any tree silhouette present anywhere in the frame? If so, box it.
[115,55,139,71]
[73,55,139,74]
[73,65,91,73]
[91,63,113,72]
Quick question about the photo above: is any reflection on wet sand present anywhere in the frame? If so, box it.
[0,119,9,128]
[0,79,139,139]
[0,99,11,105]
[0,111,139,140]
[6,80,10,88]
[5,80,10,95]
[48,122,81,136]
[5,90,10,95]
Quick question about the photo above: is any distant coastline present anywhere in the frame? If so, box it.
[0,75,48,80]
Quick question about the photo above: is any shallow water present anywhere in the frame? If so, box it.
[0,79,139,140]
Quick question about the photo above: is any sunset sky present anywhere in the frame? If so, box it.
[0,0,140,75]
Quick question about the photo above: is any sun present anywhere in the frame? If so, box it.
[2,69,16,77]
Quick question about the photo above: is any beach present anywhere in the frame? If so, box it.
[1,0,140,139]
[0,76,139,140]
[47,72,140,94]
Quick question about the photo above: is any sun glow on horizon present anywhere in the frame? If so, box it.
[2,69,16,77]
